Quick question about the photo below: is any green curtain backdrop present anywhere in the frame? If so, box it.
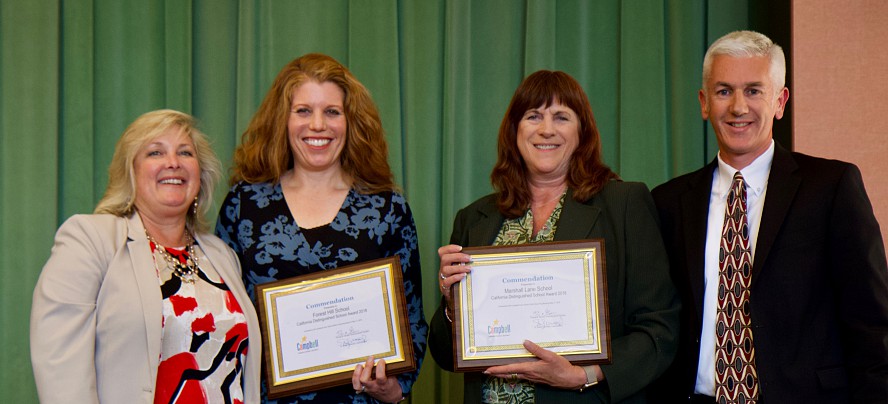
[2,1,752,402]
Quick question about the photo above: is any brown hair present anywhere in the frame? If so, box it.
[230,53,394,193]
[491,70,618,218]
[94,109,222,233]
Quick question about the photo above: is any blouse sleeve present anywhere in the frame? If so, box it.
[387,193,429,395]
[427,205,472,372]
[30,215,112,404]
[214,183,243,255]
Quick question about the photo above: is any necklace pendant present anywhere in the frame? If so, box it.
[173,262,196,283]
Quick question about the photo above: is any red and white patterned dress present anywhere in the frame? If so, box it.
[149,241,249,404]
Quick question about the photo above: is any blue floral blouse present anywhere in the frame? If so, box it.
[216,182,428,404]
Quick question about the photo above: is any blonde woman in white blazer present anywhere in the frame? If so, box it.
[31,110,261,403]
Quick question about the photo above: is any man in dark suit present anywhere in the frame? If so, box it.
[651,30,888,403]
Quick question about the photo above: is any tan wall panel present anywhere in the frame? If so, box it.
[793,0,888,254]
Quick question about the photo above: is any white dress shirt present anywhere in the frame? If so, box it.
[694,140,774,396]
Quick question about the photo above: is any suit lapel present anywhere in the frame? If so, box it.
[682,161,717,325]
[194,233,249,300]
[126,213,164,371]
[751,145,800,289]
[464,200,505,246]
[194,232,225,280]
[555,189,600,241]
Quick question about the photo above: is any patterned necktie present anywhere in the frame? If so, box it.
[715,171,759,403]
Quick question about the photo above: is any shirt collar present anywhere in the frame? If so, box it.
[714,140,774,199]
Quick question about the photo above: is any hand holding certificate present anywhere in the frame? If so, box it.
[255,257,415,398]
[451,240,610,371]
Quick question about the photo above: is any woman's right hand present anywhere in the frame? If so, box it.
[438,244,472,306]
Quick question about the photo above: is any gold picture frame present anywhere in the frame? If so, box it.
[255,257,415,398]
[452,240,610,372]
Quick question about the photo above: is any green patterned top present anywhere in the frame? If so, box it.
[481,190,567,404]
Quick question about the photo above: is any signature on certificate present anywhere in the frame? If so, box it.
[531,309,565,329]
[337,335,368,348]
[530,309,564,319]
[336,326,370,348]
[336,326,369,338]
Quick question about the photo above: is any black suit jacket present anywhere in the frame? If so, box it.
[429,181,680,403]
[651,144,888,402]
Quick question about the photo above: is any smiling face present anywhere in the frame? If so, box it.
[516,101,580,184]
[133,126,201,223]
[700,54,789,169]
[287,80,347,173]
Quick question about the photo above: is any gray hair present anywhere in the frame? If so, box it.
[94,109,222,233]
[702,30,786,94]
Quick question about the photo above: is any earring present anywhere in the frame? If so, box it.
[192,197,198,216]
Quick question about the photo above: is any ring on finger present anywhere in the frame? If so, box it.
[510,373,518,382]
[440,272,446,280]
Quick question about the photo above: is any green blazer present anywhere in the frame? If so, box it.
[428,180,680,403]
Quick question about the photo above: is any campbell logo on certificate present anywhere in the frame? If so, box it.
[297,336,319,352]
[488,320,512,337]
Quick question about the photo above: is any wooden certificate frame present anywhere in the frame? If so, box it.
[255,257,415,398]
[452,240,610,372]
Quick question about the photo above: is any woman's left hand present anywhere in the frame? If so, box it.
[352,356,403,403]
[484,340,592,389]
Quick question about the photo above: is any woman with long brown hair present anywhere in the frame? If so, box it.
[429,70,679,403]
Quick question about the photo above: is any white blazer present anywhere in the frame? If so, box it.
[30,213,261,403]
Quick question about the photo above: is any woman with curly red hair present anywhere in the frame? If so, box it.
[216,54,427,404]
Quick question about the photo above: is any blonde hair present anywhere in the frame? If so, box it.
[94,109,222,233]
[230,53,395,193]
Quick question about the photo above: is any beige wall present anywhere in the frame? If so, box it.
[792,0,888,254]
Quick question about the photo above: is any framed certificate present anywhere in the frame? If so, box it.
[452,240,610,372]
[255,257,415,398]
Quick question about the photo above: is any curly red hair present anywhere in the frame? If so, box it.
[230,53,394,193]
